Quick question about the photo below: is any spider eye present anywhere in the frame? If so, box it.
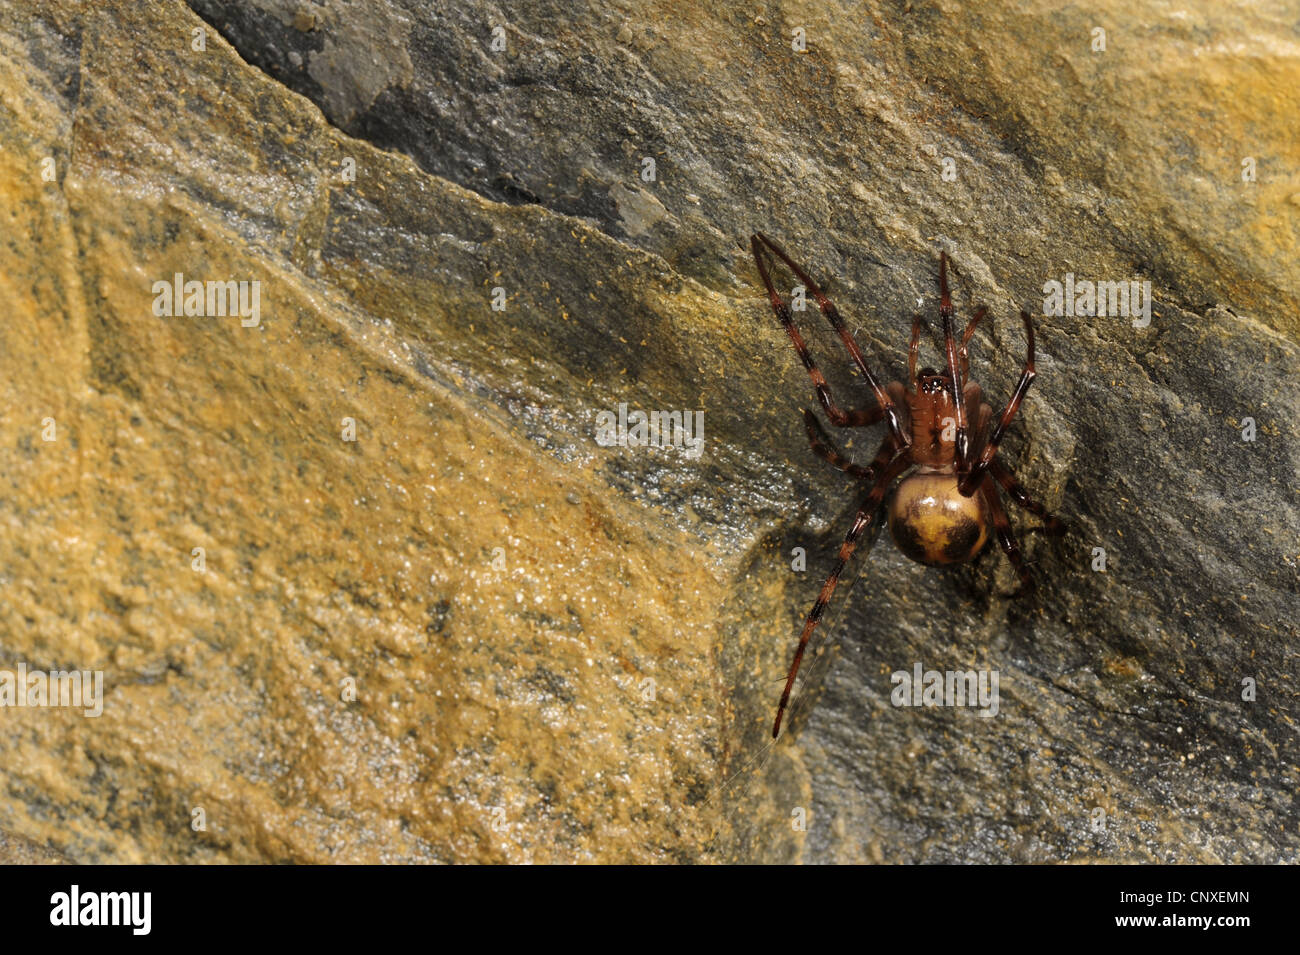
[921,375,949,394]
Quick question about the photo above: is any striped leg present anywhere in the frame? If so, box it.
[751,233,909,445]
[910,306,983,385]
[908,316,922,384]
[939,252,972,470]
[980,475,1035,597]
[772,449,909,738]
[803,409,896,479]
[959,311,1038,496]
[990,459,1065,536]
[960,306,987,380]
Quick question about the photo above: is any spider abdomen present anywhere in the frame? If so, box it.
[888,472,990,565]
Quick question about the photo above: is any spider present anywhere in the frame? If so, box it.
[750,232,1065,738]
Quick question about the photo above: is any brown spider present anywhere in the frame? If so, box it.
[750,233,1065,738]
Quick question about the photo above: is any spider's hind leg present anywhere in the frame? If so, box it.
[773,449,909,738]
[979,475,1036,598]
[990,459,1066,536]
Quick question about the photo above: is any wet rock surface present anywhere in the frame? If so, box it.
[0,0,1295,862]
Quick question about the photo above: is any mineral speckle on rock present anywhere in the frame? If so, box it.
[0,0,1295,863]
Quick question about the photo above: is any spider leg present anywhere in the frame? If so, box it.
[751,233,909,445]
[959,310,1038,496]
[773,449,910,738]
[939,252,972,471]
[980,475,1035,597]
[750,237,881,428]
[959,306,987,380]
[912,307,980,385]
[803,409,880,478]
[908,316,922,387]
[990,459,1066,536]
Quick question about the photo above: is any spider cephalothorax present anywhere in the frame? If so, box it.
[750,232,1065,737]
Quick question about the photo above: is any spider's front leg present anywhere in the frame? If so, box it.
[959,306,987,381]
[772,448,910,738]
[803,386,907,479]
[938,252,972,469]
[959,310,1039,496]
[802,409,879,478]
[750,233,910,447]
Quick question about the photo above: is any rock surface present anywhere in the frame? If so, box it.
[0,0,1295,862]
